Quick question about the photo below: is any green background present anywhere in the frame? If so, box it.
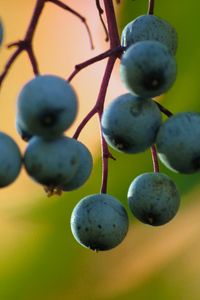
[1,0,200,299]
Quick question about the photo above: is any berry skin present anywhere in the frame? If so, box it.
[16,117,33,142]
[62,141,93,191]
[128,172,180,226]
[120,41,177,98]
[0,19,3,46]
[17,75,78,138]
[0,132,22,187]
[101,93,162,153]
[121,14,177,55]
[156,112,200,173]
[24,136,80,186]
[70,193,129,251]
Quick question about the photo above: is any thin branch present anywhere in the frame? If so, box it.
[151,145,159,172]
[103,0,120,48]
[95,0,109,42]
[147,0,155,15]
[154,100,173,118]
[47,0,94,49]
[68,45,124,82]
[0,0,45,88]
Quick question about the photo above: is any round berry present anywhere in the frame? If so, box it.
[62,141,93,191]
[128,172,180,226]
[16,117,33,142]
[17,75,78,138]
[120,41,177,98]
[0,19,3,46]
[24,136,80,186]
[70,193,129,251]
[121,15,177,55]
[156,112,200,173]
[0,132,22,187]
[101,93,162,153]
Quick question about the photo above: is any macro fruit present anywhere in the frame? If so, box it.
[120,40,177,98]
[0,19,3,46]
[16,75,78,138]
[70,193,129,251]
[156,112,200,173]
[0,132,22,187]
[24,136,80,186]
[101,93,162,153]
[16,117,33,142]
[128,172,180,226]
[121,14,178,55]
[62,141,93,191]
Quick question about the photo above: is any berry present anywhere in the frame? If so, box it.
[17,75,78,138]
[156,112,200,173]
[128,172,180,226]
[101,93,162,153]
[62,141,93,191]
[120,40,177,98]
[70,193,129,251]
[0,132,22,187]
[16,117,33,142]
[0,19,3,46]
[121,14,177,55]
[24,136,80,186]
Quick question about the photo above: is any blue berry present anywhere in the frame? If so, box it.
[70,193,129,251]
[16,117,33,142]
[24,136,80,186]
[101,93,162,153]
[121,15,178,55]
[156,112,200,173]
[62,141,93,191]
[128,172,180,226]
[120,41,177,98]
[0,19,3,46]
[0,132,22,187]
[17,75,78,138]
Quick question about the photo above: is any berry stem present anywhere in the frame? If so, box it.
[0,0,93,88]
[151,145,159,172]
[154,100,173,117]
[68,45,124,82]
[103,0,121,48]
[47,0,94,49]
[148,0,155,15]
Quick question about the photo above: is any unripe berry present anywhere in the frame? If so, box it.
[17,75,78,138]
[101,93,162,153]
[70,193,129,251]
[0,132,22,187]
[121,15,178,55]
[156,112,200,173]
[120,41,177,98]
[24,136,80,186]
[128,172,180,226]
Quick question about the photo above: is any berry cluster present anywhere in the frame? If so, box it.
[0,1,198,252]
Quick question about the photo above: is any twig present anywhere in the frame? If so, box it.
[147,0,155,15]
[151,144,159,172]
[95,0,109,42]
[68,45,124,82]
[47,0,94,49]
[154,100,173,117]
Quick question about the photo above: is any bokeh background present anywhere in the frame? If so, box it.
[1,0,200,299]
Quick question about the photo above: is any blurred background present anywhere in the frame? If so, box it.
[0,0,200,299]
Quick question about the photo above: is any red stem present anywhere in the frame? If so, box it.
[151,145,159,172]
[68,46,124,82]
[148,0,155,15]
